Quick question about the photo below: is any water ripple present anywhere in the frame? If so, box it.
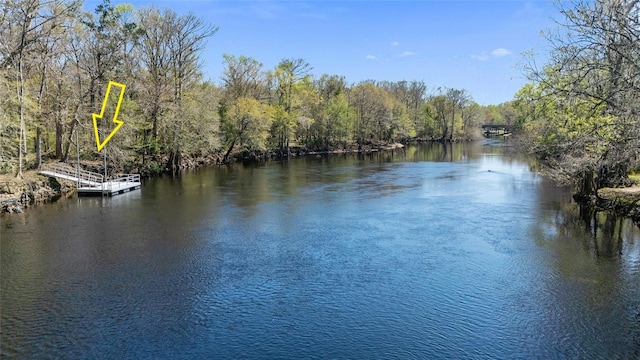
[4,144,640,358]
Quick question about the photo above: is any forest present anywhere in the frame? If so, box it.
[0,0,517,178]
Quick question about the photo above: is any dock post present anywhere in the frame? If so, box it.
[103,149,107,197]
[76,125,80,190]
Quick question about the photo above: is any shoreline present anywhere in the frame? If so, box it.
[597,186,640,223]
[0,173,76,214]
[0,142,410,214]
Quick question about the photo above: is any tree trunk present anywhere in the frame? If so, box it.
[223,137,238,163]
[36,126,42,169]
[17,59,26,179]
[62,120,76,163]
[577,170,596,201]
[151,94,159,141]
[56,118,63,159]
[440,122,448,143]
[168,149,182,177]
[450,106,455,141]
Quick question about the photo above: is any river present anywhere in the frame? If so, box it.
[3,140,640,359]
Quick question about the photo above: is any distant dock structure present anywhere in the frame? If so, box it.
[40,163,140,196]
[482,124,514,137]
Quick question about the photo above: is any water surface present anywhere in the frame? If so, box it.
[3,141,640,359]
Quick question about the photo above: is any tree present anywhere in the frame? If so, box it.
[349,82,396,145]
[168,81,221,163]
[165,11,217,172]
[137,6,173,150]
[446,88,470,140]
[0,1,222,177]
[223,97,270,156]
[267,58,312,153]
[377,80,425,141]
[408,80,427,126]
[427,88,451,142]
[81,0,135,109]
[136,6,217,172]
[311,74,351,149]
[51,0,140,165]
[518,0,640,198]
[461,102,483,139]
[219,54,269,161]
[221,53,265,100]
[293,76,320,146]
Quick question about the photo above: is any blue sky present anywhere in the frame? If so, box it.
[86,0,560,105]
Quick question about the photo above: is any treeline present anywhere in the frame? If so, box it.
[515,0,640,199]
[0,0,511,177]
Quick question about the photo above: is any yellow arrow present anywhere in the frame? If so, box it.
[93,81,126,151]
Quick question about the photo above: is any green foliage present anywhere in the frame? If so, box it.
[180,82,222,154]
[516,0,640,193]
[484,105,504,124]
[0,0,498,176]
[223,97,271,151]
[515,77,615,161]
[392,106,416,140]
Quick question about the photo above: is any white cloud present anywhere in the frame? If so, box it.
[366,54,377,60]
[472,48,512,61]
[391,41,400,47]
[471,52,490,61]
[398,51,415,57]
[491,48,512,57]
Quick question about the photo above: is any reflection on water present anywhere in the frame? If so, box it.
[534,182,638,261]
[3,139,640,358]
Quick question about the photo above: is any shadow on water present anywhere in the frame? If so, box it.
[534,179,637,260]
[579,205,627,258]
[523,168,640,358]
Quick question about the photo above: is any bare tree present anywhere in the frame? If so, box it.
[165,12,218,173]
[138,7,174,145]
[446,88,470,141]
[136,7,217,172]
[221,53,264,101]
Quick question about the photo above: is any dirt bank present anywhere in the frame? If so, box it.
[0,171,75,214]
[597,186,640,223]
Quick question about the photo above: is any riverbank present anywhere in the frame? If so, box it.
[231,142,406,162]
[0,172,76,214]
[597,186,640,223]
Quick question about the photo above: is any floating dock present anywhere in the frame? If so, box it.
[40,163,141,197]
[77,175,141,196]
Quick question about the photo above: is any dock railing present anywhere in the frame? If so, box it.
[40,163,141,195]
[40,163,104,187]
[102,174,141,192]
